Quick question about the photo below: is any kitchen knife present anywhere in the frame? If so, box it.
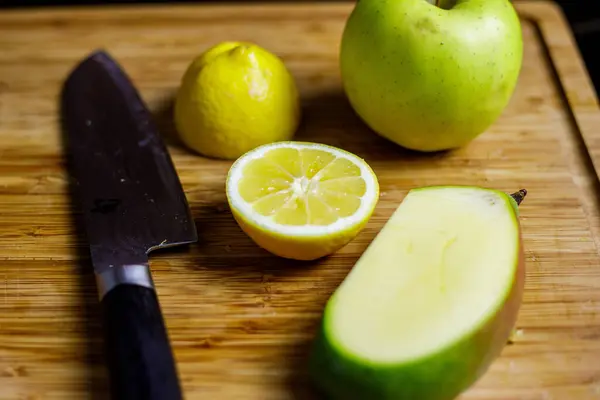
[61,50,197,400]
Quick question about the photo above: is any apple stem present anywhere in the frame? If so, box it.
[434,0,457,9]
[510,189,527,206]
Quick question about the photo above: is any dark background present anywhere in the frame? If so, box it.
[2,0,598,95]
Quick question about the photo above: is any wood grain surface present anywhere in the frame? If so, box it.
[1,1,600,399]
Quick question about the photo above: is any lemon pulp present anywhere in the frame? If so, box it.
[238,147,367,226]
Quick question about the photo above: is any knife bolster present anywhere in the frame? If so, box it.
[96,264,155,300]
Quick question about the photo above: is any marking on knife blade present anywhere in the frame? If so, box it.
[138,136,153,147]
[90,198,121,214]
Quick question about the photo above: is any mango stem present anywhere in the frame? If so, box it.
[510,189,527,206]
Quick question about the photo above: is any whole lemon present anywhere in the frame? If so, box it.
[174,41,301,159]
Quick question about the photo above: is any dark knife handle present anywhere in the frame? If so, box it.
[101,284,183,400]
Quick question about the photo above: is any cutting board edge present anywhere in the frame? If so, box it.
[2,2,600,399]
[0,1,353,19]
[516,1,600,175]
[515,1,600,257]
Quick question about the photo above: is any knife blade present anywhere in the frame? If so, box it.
[61,49,197,400]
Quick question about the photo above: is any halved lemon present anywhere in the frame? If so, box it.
[225,141,380,260]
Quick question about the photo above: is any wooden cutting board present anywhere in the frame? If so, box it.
[1,1,600,399]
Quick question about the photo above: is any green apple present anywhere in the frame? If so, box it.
[339,0,523,152]
[309,186,527,400]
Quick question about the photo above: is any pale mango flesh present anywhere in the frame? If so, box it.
[309,186,525,400]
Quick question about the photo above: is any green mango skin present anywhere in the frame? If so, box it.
[308,190,526,400]
[340,0,523,152]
